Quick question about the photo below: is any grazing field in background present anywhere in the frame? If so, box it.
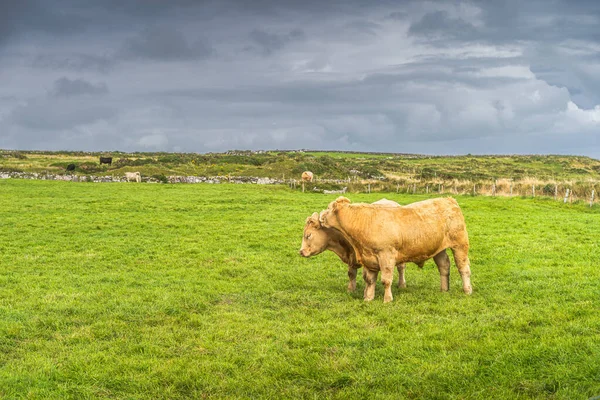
[0,179,599,399]
[3,149,600,183]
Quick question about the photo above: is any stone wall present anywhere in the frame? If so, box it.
[0,172,285,185]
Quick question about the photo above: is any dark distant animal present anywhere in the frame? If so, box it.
[66,164,76,171]
[99,157,113,165]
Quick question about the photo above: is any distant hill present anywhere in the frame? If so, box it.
[2,149,599,183]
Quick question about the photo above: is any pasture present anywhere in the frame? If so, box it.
[0,179,599,399]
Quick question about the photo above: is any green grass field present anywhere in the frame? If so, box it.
[1,179,599,399]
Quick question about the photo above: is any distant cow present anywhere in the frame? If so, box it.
[125,172,141,183]
[300,198,424,292]
[66,164,76,171]
[99,157,113,165]
[301,171,313,182]
[319,196,471,303]
[323,187,347,195]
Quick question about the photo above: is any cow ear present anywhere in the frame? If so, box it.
[328,196,349,212]
[335,196,350,205]
[332,196,350,210]
[306,212,321,228]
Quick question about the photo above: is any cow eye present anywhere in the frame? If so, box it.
[306,233,312,240]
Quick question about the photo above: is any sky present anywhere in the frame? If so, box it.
[1,0,599,157]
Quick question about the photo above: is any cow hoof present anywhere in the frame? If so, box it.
[464,286,473,295]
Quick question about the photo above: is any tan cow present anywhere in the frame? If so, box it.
[125,172,141,182]
[301,171,314,182]
[319,196,471,303]
[299,198,424,291]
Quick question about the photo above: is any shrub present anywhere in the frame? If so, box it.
[77,162,103,173]
[115,158,156,167]
[152,174,168,184]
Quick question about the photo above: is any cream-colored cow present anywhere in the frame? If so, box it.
[125,172,141,183]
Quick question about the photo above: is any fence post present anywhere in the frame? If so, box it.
[532,184,535,198]
[591,190,595,207]
[368,183,371,194]
[554,184,558,201]
[302,182,305,193]
[473,183,476,196]
[413,183,416,194]
[492,183,496,197]
[510,181,513,197]
[564,188,570,203]
[396,183,399,194]
[426,184,429,194]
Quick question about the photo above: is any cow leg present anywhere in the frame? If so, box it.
[347,266,358,292]
[396,263,407,288]
[379,259,396,303]
[433,250,451,292]
[451,246,472,295]
[362,268,378,301]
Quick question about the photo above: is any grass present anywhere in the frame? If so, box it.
[0,179,599,399]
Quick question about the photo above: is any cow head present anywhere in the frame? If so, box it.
[299,212,329,257]
[319,196,350,229]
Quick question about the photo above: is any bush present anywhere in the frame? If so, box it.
[115,158,156,167]
[542,184,556,195]
[77,162,103,173]
[152,174,168,184]
[8,152,27,159]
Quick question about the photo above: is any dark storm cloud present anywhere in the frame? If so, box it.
[248,28,305,56]
[1,0,599,157]
[119,26,214,61]
[386,11,408,20]
[408,11,478,41]
[9,99,116,131]
[50,78,108,97]
[32,53,113,73]
[0,0,91,46]
[343,21,382,36]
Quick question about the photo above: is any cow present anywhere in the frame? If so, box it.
[299,198,424,291]
[66,163,76,172]
[301,171,314,182]
[99,157,113,165]
[125,171,141,183]
[319,196,471,303]
[323,187,347,195]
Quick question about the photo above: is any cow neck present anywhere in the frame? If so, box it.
[324,227,357,267]
[334,205,370,256]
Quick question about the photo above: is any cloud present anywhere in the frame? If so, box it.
[343,20,381,36]
[32,53,114,73]
[248,28,304,56]
[8,97,117,131]
[50,77,108,97]
[386,11,408,20]
[119,26,214,61]
[408,10,479,41]
[1,0,600,157]
[138,133,169,149]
